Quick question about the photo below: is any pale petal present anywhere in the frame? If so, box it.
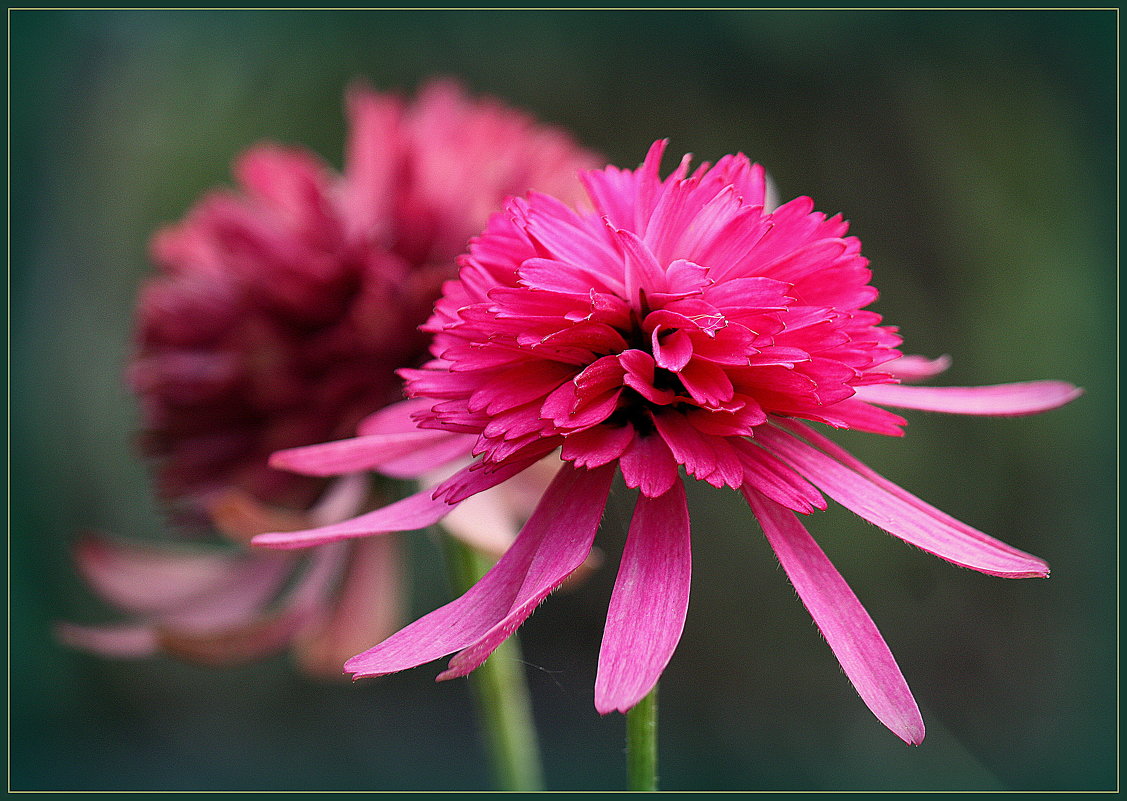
[438,481,525,557]
[345,463,614,679]
[307,472,372,527]
[595,480,691,714]
[253,459,526,549]
[755,426,1049,578]
[73,534,274,617]
[745,490,925,745]
[156,609,309,667]
[880,354,952,382]
[854,381,1082,416]
[295,537,405,678]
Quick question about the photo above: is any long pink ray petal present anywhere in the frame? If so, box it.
[595,480,692,714]
[373,432,478,479]
[755,425,1049,578]
[252,459,528,550]
[745,490,925,745]
[269,429,465,478]
[355,397,435,436]
[251,488,447,549]
[346,463,614,679]
[854,380,1082,416]
[781,416,1058,574]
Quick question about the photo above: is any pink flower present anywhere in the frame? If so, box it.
[61,79,600,675]
[256,140,1081,738]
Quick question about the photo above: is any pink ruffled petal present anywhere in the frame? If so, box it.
[619,431,681,498]
[755,426,1049,578]
[595,480,691,714]
[854,381,1082,416]
[345,462,615,679]
[745,490,925,745]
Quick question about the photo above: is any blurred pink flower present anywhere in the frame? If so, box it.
[259,140,1080,735]
[61,79,600,676]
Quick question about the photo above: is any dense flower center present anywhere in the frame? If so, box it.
[403,142,905,491]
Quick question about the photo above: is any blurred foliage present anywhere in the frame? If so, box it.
[10,9,1116,791]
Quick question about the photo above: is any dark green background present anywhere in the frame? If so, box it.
[10,9,1116,791]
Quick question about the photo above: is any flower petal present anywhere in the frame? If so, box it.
[595,480,691,714]
[880,354,952,382]
[745,490,925,745]
[345,462,614,679]
[73,534,287,618]
[269,429,467,478]
[252,459,529,549]
[854,381,1082,416]
[619,431,681,498]
[295,537,405,678]
[755,425,1049,578]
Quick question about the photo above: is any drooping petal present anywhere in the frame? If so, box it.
[755,425,1050,578]
[595,480,691,714]
[345,462,614,679]
[854,381,1083,416]
[745,490,925,745]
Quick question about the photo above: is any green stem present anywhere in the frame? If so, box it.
[442,535,545,792]
[626,685,659,791]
